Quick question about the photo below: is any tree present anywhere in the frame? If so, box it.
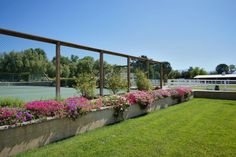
[106,68,127,94]
[53,56,72,78]
[77,56,95,74]
[229,64,236,73]
[180,67,207,79]
[216,64,229,74]
[130,56,149,74]
[162,62,172,81]
[135,70,153,90]
[189,67,207,78]
[93,60,113,76]
[168,70,181,79]
[0,48,48,75]
[75,73,97,99]
[45,62,56,78]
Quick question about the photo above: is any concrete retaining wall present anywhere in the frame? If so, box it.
[0,97,188,157]
[193,90,236,100]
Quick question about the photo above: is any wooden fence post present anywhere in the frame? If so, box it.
[56,42,61,99]
[99,52,104,96]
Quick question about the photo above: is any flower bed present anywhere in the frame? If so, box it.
[0,87,192,157]
[0,87,192,127]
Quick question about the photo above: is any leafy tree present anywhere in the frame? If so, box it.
[77,56,95,74]
[75,73,97,99]
[168,70,181,79]
[216,64,229,74]
[131,56,148,74]
[229,64,236,73]
[0,48,48,76]
[162,62,172,81]
[106,68,127,94]
[93,60,113,76]
[135,70,153,90]
[45,62,56,78]
[69,55,79,77]
[189,67,207,78]
[180,67,207,79]
[61,64,70,78]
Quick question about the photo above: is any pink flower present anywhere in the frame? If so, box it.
[0,107,33,126]
[176,87,192,97]
[25,100,64,117]
[125,91,154,106]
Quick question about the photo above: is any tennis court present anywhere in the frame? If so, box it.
[0,86,119,102]
[0,86,78,102]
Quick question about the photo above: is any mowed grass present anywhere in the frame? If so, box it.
[15,98,236,157]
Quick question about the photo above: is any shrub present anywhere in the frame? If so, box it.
[0,107,33,126]
[75,73,97,99]
[106,72,127,94]
[25,100,64,118]
[0,97,25,108]
[135,70,153,90]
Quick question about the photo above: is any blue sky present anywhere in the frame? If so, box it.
[0,0,236,71]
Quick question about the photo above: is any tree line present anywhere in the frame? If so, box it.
[0,49,164,81]
[1,48,233,81]
[168,64,236,79]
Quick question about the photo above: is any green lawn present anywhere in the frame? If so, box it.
[15,98,236,157]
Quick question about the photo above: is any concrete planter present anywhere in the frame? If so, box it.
[193,91,236,100]
[126,104,148,119]
[0,107,116,157]
[0,96,191,157]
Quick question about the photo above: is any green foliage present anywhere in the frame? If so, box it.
[93,60,113,76]
[75,73,97,99]
[0,97,25,107]
[61,78,76,87]
[0,48,48,75]
[106,69,127,94]
[77,56,95,74]
[181,67,208,79]
[216,64,229,74]
[51,78,77,87]
[189,67,207,78]
[229,64,236,74]
[168,70,181,79]
[135,70,153,90]
[162,61,172,81]
[130,56,148,73]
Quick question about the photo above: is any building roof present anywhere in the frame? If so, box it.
[194,74,236,79]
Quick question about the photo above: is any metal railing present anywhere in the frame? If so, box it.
[168,79,236,91]
[0,28,164,99]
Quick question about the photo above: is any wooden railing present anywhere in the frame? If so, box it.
[0,28,163,98]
